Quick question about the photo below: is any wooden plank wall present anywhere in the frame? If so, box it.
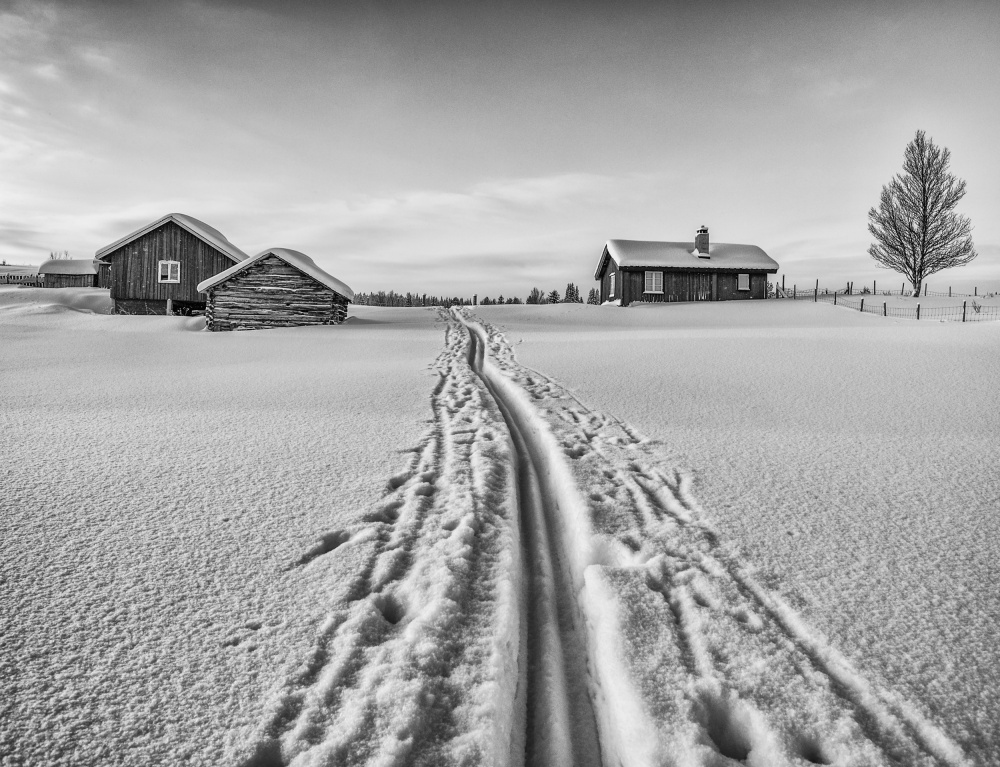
[205,255,349,331]
[599,257,619,303]
[41,274,96,289]
[103,221,236,306]
[622,270,770,305]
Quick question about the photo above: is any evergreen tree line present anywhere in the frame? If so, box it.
[487,282,601,305]
[355,282,604,307]
[353,291,475,308]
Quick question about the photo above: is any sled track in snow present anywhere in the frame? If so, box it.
[236,308,971,767]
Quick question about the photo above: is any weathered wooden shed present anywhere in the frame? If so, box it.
[197,248,354,331]
[38,259,108,289]
[95,213,249,315]
[595,227,779,306]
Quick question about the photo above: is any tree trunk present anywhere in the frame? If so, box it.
[911,278,922,298]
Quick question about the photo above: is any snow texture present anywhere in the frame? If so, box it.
[3,287,996,766]
[37,259,105,276]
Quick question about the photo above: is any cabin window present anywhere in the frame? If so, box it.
[738,273,750,291]
[158,261,181,284]
[644,271,663,294]
[609,272,615,298]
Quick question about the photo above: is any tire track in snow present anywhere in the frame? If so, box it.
[461,308,972,767]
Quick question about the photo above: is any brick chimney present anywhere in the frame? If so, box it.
[694,225,709,257]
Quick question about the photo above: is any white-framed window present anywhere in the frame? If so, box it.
[158,261,181,284]
[738,273,750,291]
[609,272,615,297]
[644,271,663,294]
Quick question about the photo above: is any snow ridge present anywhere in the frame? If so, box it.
[460,308,971,767]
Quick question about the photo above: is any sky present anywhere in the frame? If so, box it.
[1,0,998,297]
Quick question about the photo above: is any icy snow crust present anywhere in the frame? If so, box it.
[3,287,994,766]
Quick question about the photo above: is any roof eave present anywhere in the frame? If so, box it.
[594,245,614,280]
[96,214,246,263]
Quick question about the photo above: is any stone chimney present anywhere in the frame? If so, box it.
[694,225,709,257]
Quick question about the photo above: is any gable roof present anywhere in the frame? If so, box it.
[197,248,355,302]
[95,213,249,264]
[38,258,106,275]
[596,239,779,278]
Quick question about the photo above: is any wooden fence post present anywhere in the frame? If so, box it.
[782,275,786,292]
[883,302,886,317]
[814,281,818,302]
[949,286,952,297]
[793,285,797,299]
[860,298,864,313]
[834,292,837,306]
[924,283,928,296]
[901,282,904,295]
[916,303,920,320]
[974,286,977,296]
[874,280,877,294]
[963,301,967,322]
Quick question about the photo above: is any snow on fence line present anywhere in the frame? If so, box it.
[777,280,999,322]
[2,274,41,286]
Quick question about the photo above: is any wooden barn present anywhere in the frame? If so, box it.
[38,259,108,289]
[197,248,354,331]
[95,213,249,315]
[595,227,779,306]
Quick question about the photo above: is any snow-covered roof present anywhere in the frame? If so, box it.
[596,239,779,278]
[95,213,248,264]
[197,248,355,301]
[38,259,106,275]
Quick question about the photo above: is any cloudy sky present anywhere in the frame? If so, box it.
[1,0,997,296]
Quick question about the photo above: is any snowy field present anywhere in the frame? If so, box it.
[3,286,998,766]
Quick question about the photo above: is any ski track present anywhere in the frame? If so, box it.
[235,308,971,767]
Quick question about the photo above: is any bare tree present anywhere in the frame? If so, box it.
[868,130,976,296]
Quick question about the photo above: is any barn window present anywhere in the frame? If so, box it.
[609,272,615,298]
[738,273,750,291]
[644,271,663,293]
[158,261,181,283]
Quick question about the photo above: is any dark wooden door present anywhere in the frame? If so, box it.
[693,273,711,301]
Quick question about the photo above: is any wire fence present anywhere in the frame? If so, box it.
[777,282,1000,322]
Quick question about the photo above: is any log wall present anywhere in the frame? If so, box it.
[41,274,97,289]
[205,254,349,332]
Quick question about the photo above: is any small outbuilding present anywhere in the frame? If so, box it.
[96,213,249,315]
[197,248,354,331]
[38,259,108,289]
[595,226,779,306]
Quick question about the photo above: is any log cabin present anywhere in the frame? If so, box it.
[95,213,249,315]
[595,226,779,306]
[38,259,108,288]
[197,248,354,331]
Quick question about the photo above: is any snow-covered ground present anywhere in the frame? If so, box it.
[475,300,1000,766]
[1,287,447,765]
[3,287,998,766]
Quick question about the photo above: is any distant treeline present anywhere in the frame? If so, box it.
[356,283,600,307]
